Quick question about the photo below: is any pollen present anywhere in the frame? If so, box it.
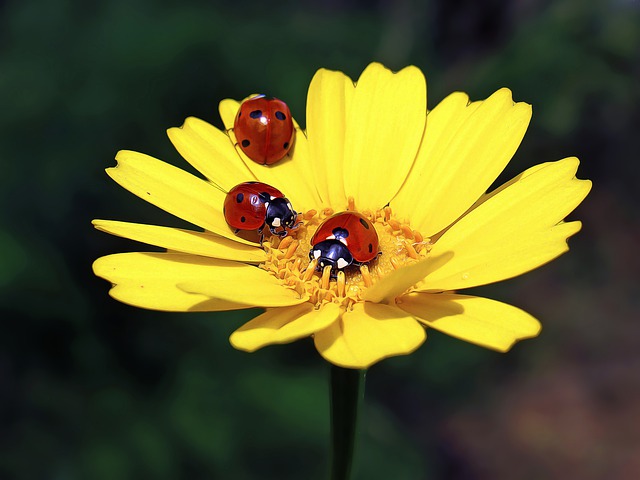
[260,199,432,309]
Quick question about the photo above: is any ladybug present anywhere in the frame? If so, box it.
[310,212,380,274]
[233,95,295,165]
[224,182,298,238]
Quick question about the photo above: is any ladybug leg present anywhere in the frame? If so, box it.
[257,225,267,244]
[225,127,237,144]
[225,127,241,150]
[286,211,302,231]
[269,224,288,238]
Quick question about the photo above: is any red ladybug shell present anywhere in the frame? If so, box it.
[224,181,284,231]
[233,95,295,165]
[311,212,379,263]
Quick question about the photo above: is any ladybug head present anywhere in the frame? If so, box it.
[310,239,354,274]
[264,197,298,236]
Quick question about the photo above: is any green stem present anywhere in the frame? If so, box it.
[329,366,366,480]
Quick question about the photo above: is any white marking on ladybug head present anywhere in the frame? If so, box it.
[264,201,270,208]
[338,238,348,246]
[313,250,321,260]
[271,217,281,227]
[270,195,277,200]
[327,234,336,240]
[337,258,349,269]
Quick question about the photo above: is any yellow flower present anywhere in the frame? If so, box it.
[93,63,591,369]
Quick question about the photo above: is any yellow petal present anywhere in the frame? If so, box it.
[218,98,321,212]
[313,302,426,369]
[167,116,257,191]
[306,67,355,209]
[392,89,532,237]
[92,219,266,263]
[417,157,591,292]
[94,252,306,311]
[343,63,427,211]
[363,251,453,303]
[420,222,582,292]
[230,302,341,352]
[94,253,251,311]
[469,161,551,209]
[178,270,308,308]
[107,150,255,246]
[398,293,540,352]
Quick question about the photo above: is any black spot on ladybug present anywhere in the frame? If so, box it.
[249,110,262,119]
[359,218,370,229]
[242,139,250,147]
[368,243,373,253]
[236,193,244,203]
[240,216,246,223]
[332,227,349,239]
[275,111,286,121]
[283,142,289,149]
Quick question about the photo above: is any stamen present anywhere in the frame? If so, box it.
[360,264,372,287]
[347,196,356,211]
[401,225,414,239]
[323,290,335,303]
[302,259,318,281]
[337,271,346,297]
[345,298,355,311]
[361,210,373,222]
[404,240,419,259]
[384,206,392,222]
[390,257,401,270]
[284,239,298,259]
[303,209,317,220]
[388,219,401,231]
[278,236,293,250]
[291,257,302,273]
[321,265,332,290]
[413,230,423,243]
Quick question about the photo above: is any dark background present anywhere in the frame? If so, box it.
[1,0,639,478]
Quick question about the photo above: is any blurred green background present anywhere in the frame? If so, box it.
[1,0,638,478]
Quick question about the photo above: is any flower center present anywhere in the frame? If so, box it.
[260,198,432,309]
